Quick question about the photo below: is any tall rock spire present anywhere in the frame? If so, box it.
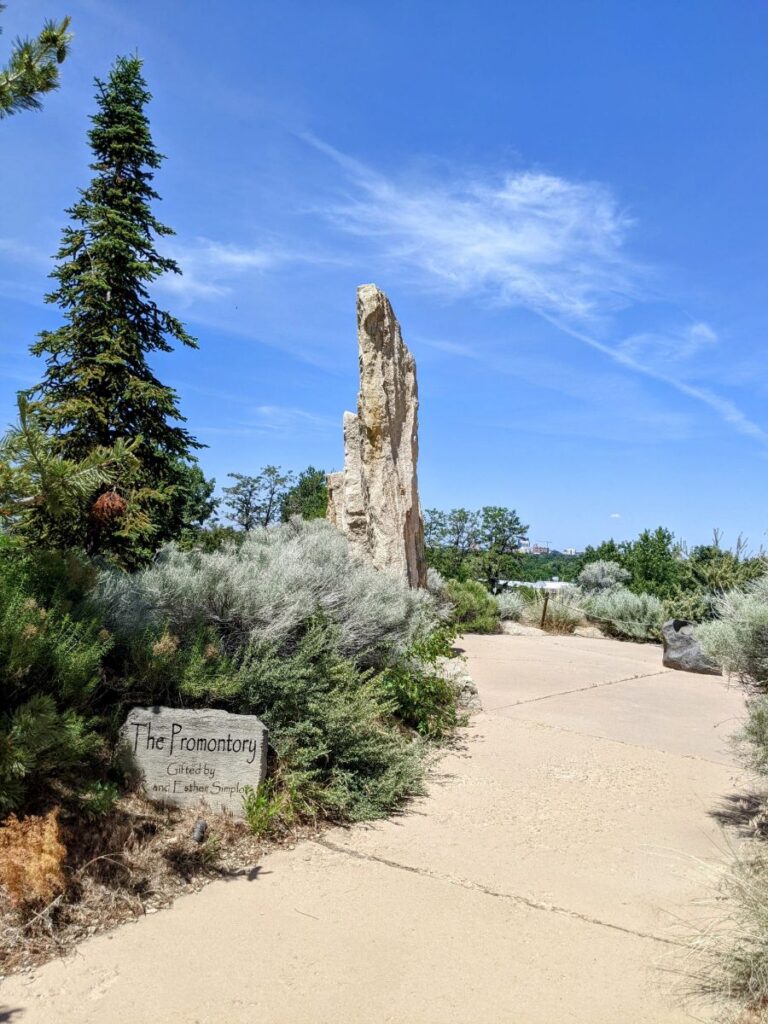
[327,284,427,588]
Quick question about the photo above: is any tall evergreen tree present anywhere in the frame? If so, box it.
[28,55,201,563]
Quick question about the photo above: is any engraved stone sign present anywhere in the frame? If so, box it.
[120,706,268,817]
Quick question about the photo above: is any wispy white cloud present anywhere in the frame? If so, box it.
[304,135,766,447]
[157,238,293,303]
[303,133,636,321]
[252,405,336,431]
[420,337,478,358]
[197,405,336,439]
[619,321,718,363]
[545,314,768,445]
[610,513,622,519]
[0,238,50,268]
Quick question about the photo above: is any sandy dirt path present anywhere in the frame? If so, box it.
[1,633,747,1023]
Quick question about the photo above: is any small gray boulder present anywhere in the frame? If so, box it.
[662,619,721,676]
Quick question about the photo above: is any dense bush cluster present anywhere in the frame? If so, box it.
[577,559,630,593]
[0,520,461,837]
[95,518,434,667]
[581,587,664,641]
[443,579,501,633]
[697,577,768,687]
[579,529,766,617]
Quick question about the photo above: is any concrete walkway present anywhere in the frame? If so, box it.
[2,634,747,1023]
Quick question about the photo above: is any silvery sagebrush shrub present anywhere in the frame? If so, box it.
[683,844,768,1020]
[697,576,768,686]
[582,586,663,641]
[577,559,630,594]
[495,590,525,622]
[425,566,455,622]
[94,517,437,666]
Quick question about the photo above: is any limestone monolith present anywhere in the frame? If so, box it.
[328,285,427,588]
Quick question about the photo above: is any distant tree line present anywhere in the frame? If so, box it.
[425,510,766,612]
[423,507,528,590]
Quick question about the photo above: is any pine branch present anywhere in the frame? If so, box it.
[0,11,72,118]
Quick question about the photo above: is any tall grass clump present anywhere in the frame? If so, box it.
[425,567,456,622]
[95,517,435,667]
[496,591,525,622]
[684,578,768,1021]
[684,847,768,1023]
[697,577,768,687]
[525,590,581,634]
[582,587,663,641]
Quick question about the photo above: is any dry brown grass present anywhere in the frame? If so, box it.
[0,810,66,909]
[522,593,582,635]
[0,794,318,975]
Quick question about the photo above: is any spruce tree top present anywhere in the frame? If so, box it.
[30,55,199,473]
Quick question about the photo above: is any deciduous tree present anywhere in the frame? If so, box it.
[223,466,294,531]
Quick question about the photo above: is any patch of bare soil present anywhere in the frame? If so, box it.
[0,795,318,977]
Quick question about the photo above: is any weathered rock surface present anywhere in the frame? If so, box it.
[438,657,482,712]
[120,707,268,816]
[328,284,427,587]
[661,619,722,675]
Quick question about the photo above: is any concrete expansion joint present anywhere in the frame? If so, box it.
[489,669,671,713]
[313,839,684,949]
[501,713,734,767]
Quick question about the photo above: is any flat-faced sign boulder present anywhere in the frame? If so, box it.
[120,707,268,817]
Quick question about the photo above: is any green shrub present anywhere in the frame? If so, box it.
[445,579,500,633]
[662,586,718,625]
[582,587,663,641]
[662,555,767,626]
[232,622,426,823]
[697,577,768,686]
[0,548,111,814]
[91,518,462,830]
[380,626,461,739]
[112,616,429,827]
[496,591,525,621]
[242,780,286,837]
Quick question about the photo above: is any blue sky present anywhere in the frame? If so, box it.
[2,0,767,551]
